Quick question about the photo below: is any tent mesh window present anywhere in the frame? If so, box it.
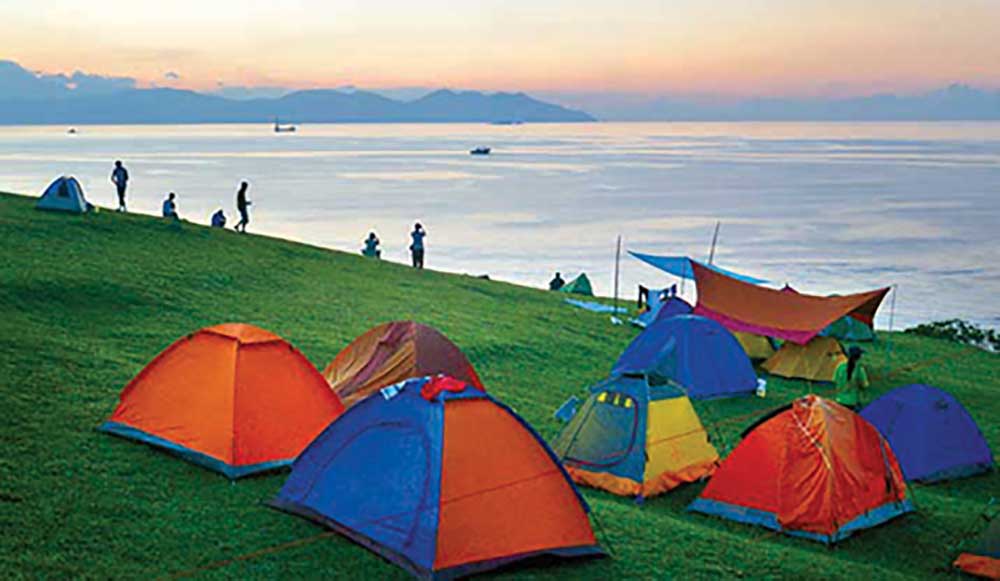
[557,391,639,469]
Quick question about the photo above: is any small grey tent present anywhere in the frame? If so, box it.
[37,176,90,213]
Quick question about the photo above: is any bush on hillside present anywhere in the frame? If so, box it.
[905,319,1000,353]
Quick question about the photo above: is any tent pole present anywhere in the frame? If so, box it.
[613,235,622,314]
[886,284,898,370]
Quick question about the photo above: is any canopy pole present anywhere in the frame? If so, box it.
[613,235,622,315]
[708,220,721,265]
[886,284,898,370]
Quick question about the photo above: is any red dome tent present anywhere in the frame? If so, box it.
[100,324,345,479]
[689,395,912,543]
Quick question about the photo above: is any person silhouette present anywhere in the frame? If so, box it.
[110,160,129,212]
[409,223,426,268]
[234,181,251,233]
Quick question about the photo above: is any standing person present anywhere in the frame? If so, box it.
[409,222,426,269]
[110,160,129,212]
[549,272,565,291]
[162,192,178,219]
[834,346,870,409]
[234,181,251,233]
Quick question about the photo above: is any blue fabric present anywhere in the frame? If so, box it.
[861,384,995,482]
[613,315,757,400]
[273,377,443,574]
[628,251,767,285]
[98,422,291,479]
[652,297,693,324]
[564,298,626,314]
[689,497,913,544]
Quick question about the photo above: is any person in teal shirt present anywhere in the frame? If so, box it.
[834,346,870,409]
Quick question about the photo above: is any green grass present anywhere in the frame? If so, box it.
[1,191,997,579]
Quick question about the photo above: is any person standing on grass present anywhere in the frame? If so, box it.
[549,272,565,291]
[409,222,426,269]
[110,160,129,212]
[234,181,251,233]
[834,346,870,409]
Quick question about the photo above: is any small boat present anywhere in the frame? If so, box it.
[469,147,491,155]
[490,120,523,126]
[273,118,297,133]
[67,128,77,135]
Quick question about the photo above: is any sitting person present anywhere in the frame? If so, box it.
[362,232,381,258]
[549,271,565,291]
[211,209,227,228]
[162,192,179,219]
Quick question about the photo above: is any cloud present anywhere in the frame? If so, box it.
[164,71,180,81]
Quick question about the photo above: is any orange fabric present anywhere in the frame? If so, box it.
[955,554,1000,579]
[567,459,718,498]
[435,399,596,570]
[692,262,889,344]
[109,324,344,466]
[323,322,483,408]
[699,395,907,536]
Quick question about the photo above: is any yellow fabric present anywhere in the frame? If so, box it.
[761,337,846,382]
[642,397,719,492]
[733,332,776,360]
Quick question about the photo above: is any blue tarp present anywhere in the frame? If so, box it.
[629,251,767,285]
[861,384,994,483]
[564,298,627,314]
[612,314,757,400]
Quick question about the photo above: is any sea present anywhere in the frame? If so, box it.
[1,122,998,331]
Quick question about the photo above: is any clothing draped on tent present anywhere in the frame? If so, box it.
[613,314,757,400]
[861,384,994,482]
[629,251,768,285]
[689,395,912,543]
[551,374,718,499]
[323,321,483,408]
[271,376,603,580]
[99,323,345,478]
[691,262,889,344]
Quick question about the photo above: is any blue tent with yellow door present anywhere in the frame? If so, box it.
[551,374,719,499]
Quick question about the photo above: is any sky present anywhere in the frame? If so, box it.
[1,0,998,98]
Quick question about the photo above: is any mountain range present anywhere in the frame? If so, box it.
[0,61,593,125]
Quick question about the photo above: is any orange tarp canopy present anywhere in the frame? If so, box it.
[692,262,889,344]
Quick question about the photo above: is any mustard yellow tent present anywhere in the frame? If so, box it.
[733,332,776,360]
[761,337,846,382]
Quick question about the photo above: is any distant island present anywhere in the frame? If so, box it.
[0,61,593,125]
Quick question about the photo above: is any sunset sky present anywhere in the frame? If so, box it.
[1,0,998,97]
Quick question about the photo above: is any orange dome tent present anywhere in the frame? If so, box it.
[100,324,345,479]
[689,395,912,543]
[323,321,483,408]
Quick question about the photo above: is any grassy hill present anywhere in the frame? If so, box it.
[1,191,997,579]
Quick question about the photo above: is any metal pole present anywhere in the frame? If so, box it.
[613,235,622,314]
[886,284,898,369]
[708,220,721,265]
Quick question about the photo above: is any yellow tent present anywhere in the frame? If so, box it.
[733,331,776,360]
[761,336,846,382]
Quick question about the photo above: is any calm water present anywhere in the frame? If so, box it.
[1,122,998,330]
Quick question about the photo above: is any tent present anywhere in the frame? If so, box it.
[733,332,777,360]
[691,262,889,344]
[271,375,603,580]
[861,384,994,482]
[761,336,846,382]
[955,515,1000,579]
[613,315,757,399]
[629,251,768,285]
[36,176,90,213]
[821,315,877,342]
[551,374,718,499]
[100,323,345,478]
[689,395,912,543]
[559,273,593,296]
[323,321,483,408]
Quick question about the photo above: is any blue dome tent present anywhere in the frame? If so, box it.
[613,315,757,400]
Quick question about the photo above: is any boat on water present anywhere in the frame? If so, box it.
[469,147,491,155]
[273,118,297,133]
[67,128,77,135]
[490,120,523,126]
